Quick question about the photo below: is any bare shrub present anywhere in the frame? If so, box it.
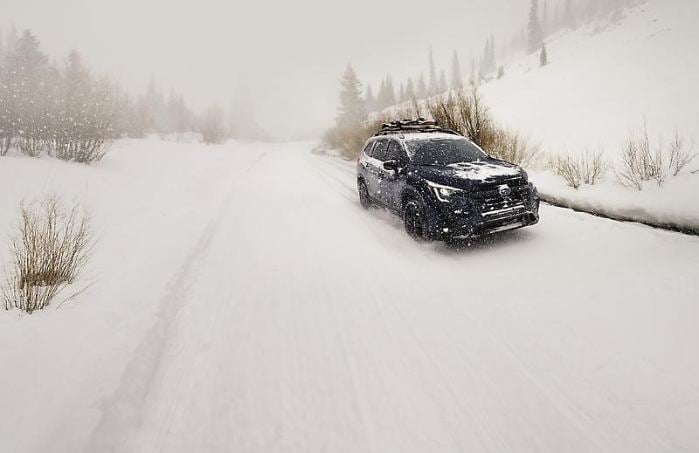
[486,129,540,168]
[427,89,539,166]
[616,125,665,190]
[2,197,92,313]
[668,131,697,176]
[550,151,606,189]
[17,136,49,158]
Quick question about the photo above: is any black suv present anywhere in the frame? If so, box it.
[356,119,540,241]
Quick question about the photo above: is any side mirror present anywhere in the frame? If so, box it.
[383,160,399,172]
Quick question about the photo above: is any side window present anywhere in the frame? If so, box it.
[385,141,405,162]
[363,141,375,156]
[371,139,389,161]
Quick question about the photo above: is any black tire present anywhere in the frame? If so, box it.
[403,199,429,241]
[358,180,372,209]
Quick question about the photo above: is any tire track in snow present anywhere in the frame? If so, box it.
[85,152,268,453]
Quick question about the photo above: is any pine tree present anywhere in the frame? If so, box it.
[200,104,225,144]
[427,46,438,96]
[438,70,448,93]
[336,64,365,128]
[528,0,544,53]
[385,76,396,106]
[405,78,416,100]
[417,73,427,99]
[450,50,463,89]
[540,43,548,66]
[364,85,376,113]
[399,83,405,103]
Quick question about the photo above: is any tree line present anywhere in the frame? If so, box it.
[323,0,642,158]
[0,27,241,163]
[360,0,642,115]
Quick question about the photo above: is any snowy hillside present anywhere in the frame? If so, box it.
[481,0,699,153]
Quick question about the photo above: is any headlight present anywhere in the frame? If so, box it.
[427,181,464,202]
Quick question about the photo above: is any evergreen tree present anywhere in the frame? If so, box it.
[528,0,544,53]
[427,46,438,96]
[417,73,427,99]
[405,78,416,100]
[399,83,405,103]
[450,50,463,89]
[200,104,225,144]
[364,85,376,113]
[336,64,365,129]
[540,43,548,66]
[438,70,448,93]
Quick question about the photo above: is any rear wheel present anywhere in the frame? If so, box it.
[403,199,429,240]
[358,180,372,209]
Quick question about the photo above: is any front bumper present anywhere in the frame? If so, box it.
[425,186,540,240]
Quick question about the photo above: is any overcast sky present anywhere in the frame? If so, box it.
[3,0,532,139]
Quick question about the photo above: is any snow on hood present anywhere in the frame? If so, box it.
[446,161,522,181]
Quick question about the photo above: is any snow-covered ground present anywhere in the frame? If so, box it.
[475,0,699,233]
[481,0,699,153]
[1,140,698,452]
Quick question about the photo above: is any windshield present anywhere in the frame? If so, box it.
[407,138,487,166]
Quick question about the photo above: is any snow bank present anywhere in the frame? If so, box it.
[474,0,699,234]
[531,170,699,234]
[0,138,271,452]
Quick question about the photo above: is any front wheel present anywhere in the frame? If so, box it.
[358,180,372,209]
[403,199,429,241]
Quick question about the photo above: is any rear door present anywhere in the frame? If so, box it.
[365,138,388,199]
[377,139,408,210]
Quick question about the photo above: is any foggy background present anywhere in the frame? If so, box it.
[2,0,531,139]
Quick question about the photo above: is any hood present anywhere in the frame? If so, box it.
[413,159,525,190]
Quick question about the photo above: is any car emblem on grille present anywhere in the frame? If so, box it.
[498,184,512,198]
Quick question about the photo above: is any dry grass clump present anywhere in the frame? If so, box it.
[2,197,92,313]
[550,151,607,189]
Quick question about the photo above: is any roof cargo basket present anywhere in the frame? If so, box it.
[374,118,459,137]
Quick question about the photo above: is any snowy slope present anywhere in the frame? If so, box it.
[2,140,699,452]
[481,0,699,154]
[475,0,699,232]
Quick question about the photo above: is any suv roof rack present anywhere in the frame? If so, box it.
[373,118,460,137]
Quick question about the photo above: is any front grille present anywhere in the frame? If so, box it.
[471,182,530,218]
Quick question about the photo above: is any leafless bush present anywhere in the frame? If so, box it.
[17,136,49,158]
[2,197,92,313]
[616,126,665,190]
[667,131,697,176]
[486,129,541,168]
[427,89,539,166]
[550,151,607,189]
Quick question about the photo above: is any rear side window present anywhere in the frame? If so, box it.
[363,141,375,156]
[371,139,389,161]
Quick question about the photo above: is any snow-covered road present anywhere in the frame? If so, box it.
[2,141,699,452]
